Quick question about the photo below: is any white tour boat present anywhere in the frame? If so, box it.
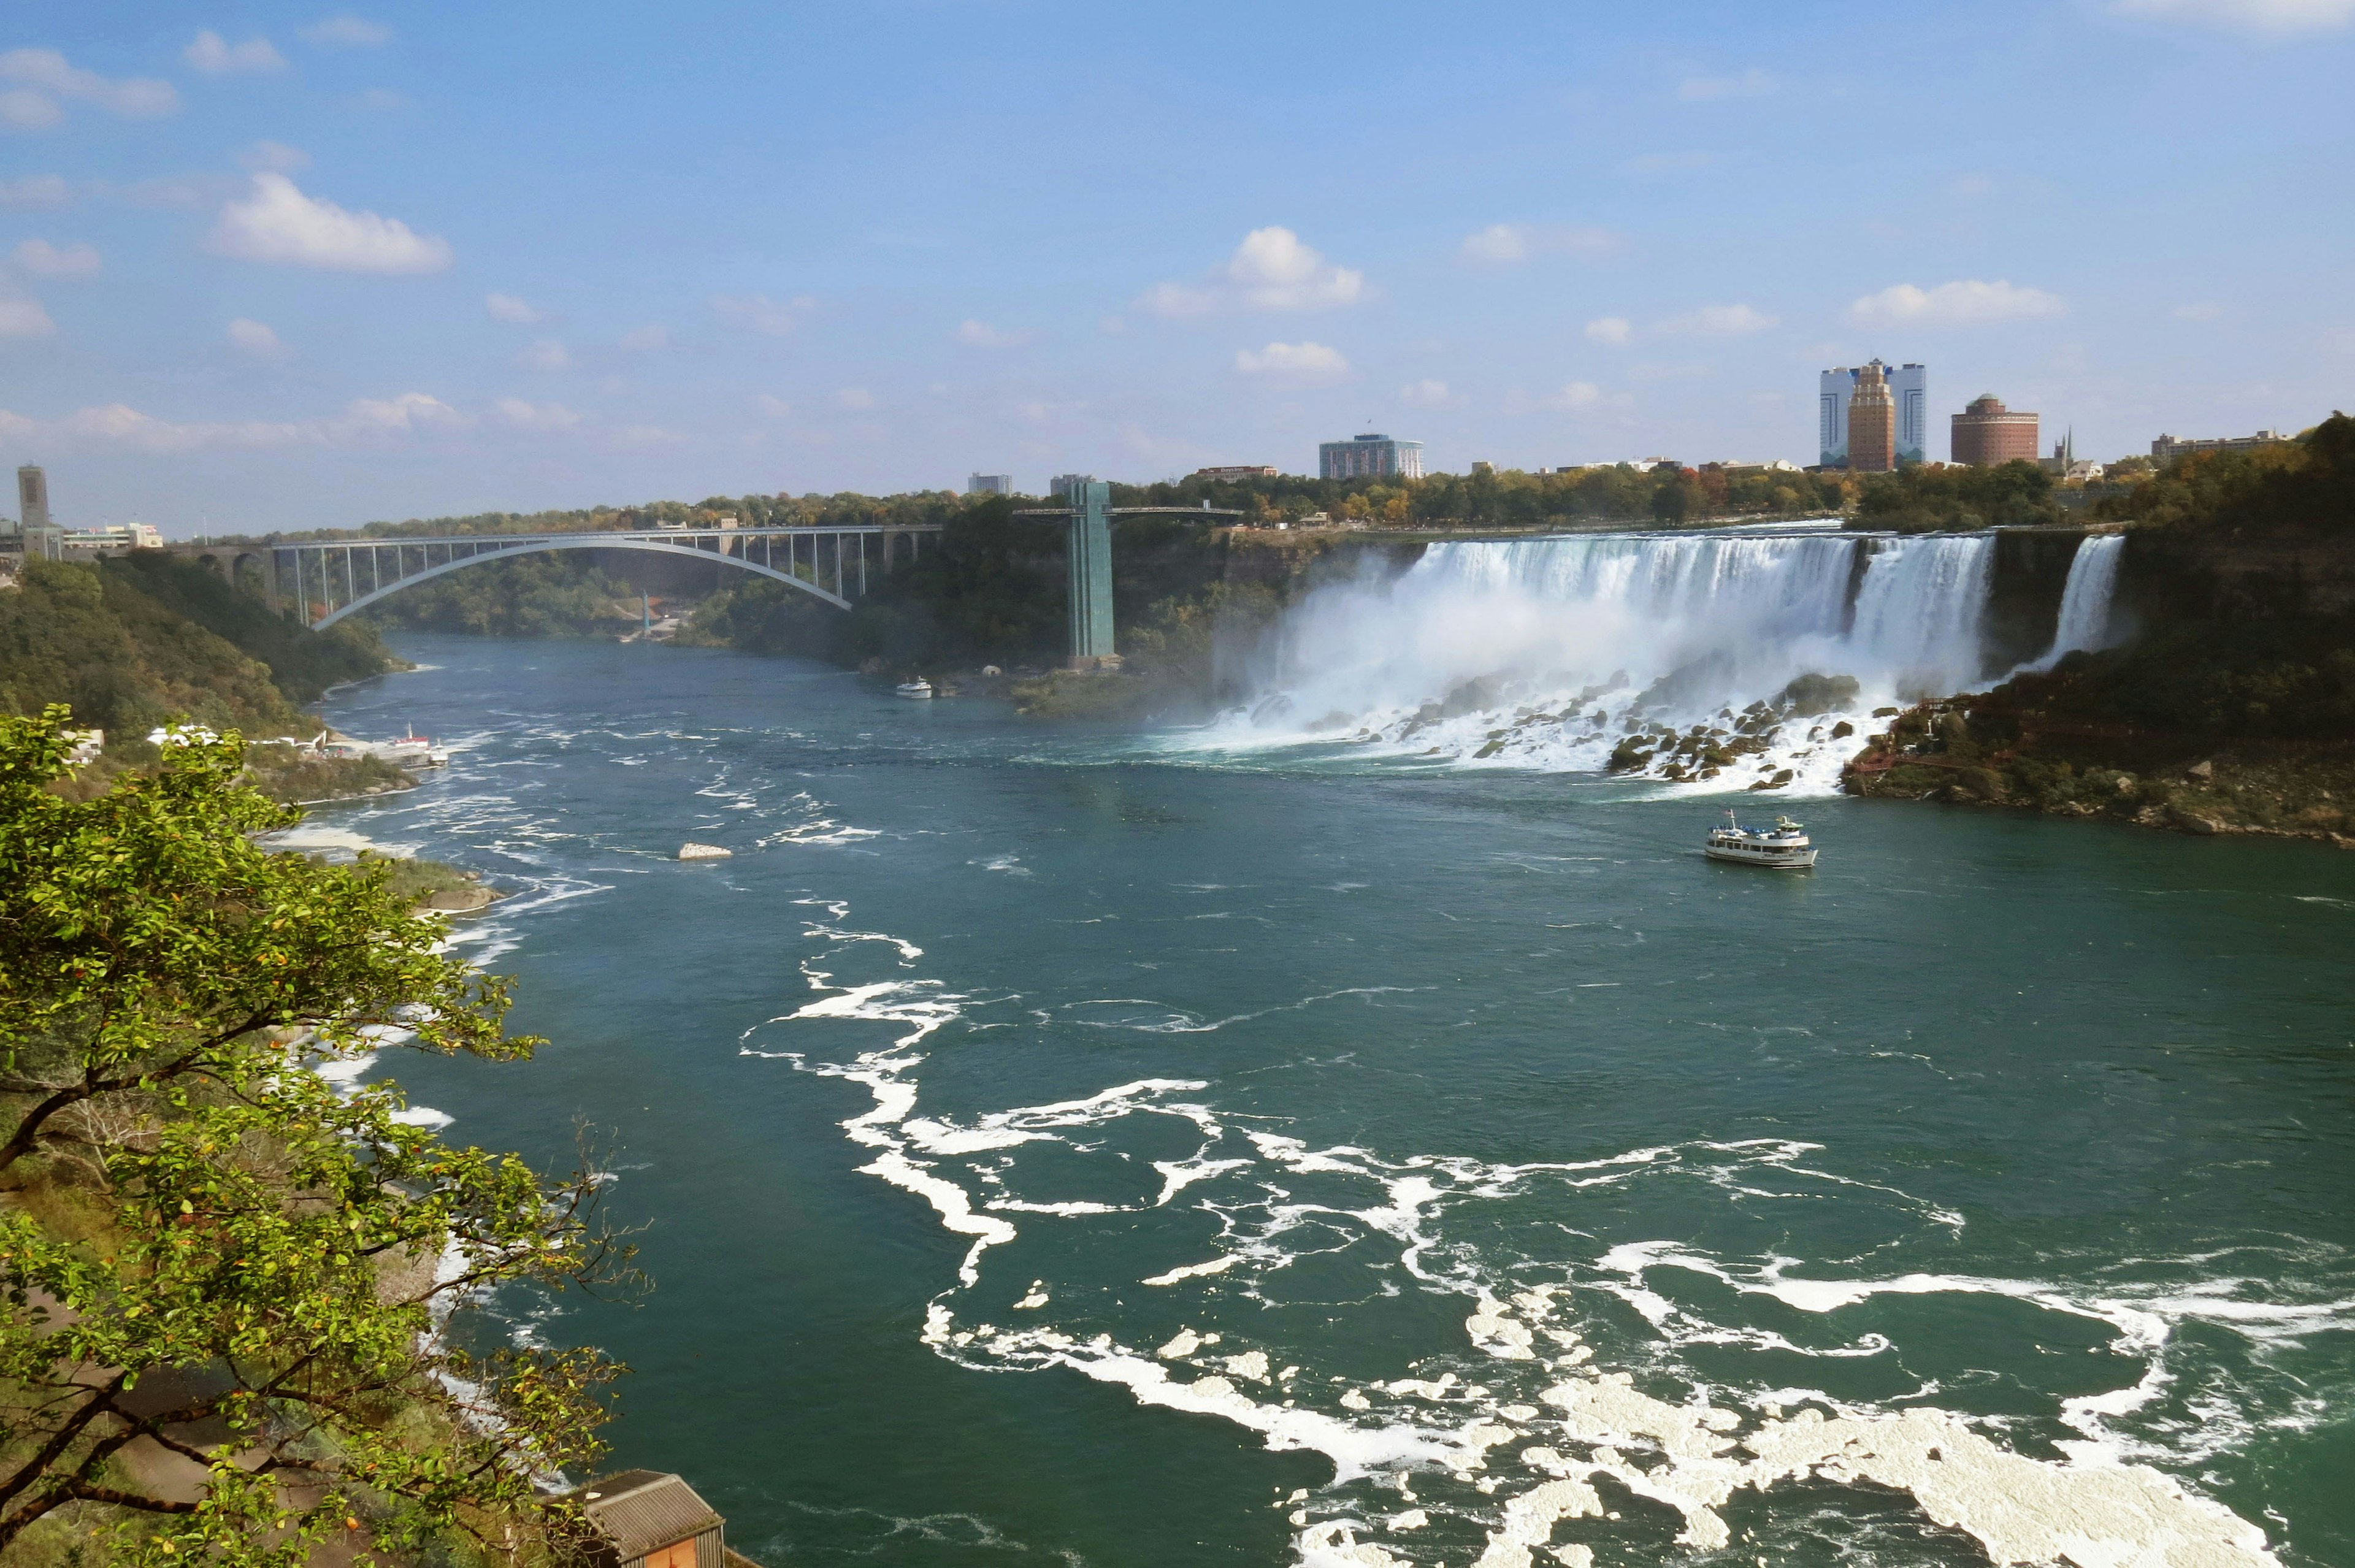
[1705,811,1818,870]
[895,679,935,700]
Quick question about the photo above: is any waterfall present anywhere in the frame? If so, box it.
[1201,526,2004,797]
[2027,534,2124,671]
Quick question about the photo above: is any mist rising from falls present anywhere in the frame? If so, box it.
[1203,526,2007,797]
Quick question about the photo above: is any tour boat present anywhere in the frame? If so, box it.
[384,726,450,768]
[1705,811,1818,870]
[895,680,935,700]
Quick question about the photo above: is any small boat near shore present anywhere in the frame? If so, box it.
[1706,811,1818,869]
[895,679,935,700]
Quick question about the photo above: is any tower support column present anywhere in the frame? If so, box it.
[1066,480,1120,670]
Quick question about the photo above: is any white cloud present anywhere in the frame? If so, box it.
[832,388,878,411]
[516,338,569,371]
[226,318,291,359]
[0,49,178,125]
[484,292,545,324]
[711,293,814,335]
[493,397,582,431]
[2173,301,2226,320]
[240,140,311,172]
[1141,228,1368,316]
[0,392,461,453]
[301,15,394,47]
[751,394,793,419]
[618,424,688,448]
[1458,223,1620,266]
[354,88,403,110]
[207,174,451,273]
[0,174,67,208]
[2111,0,2354,29]
[1585,316,1634,345]
[955,319,1033,348]
[11,240,100,280]
[1234,340,1350,379]
[1678,68,1776,101]
[1399,378,1453,406]
[1226,227,1365,310]
[1543,381,1631,411]
[618,323,669,351]
[0,91,62,131]
[1097,315,1127,335]
[1657,302,1778,335]
[186,32,288,75]
[1948,174,1996,199]
[1847,279,2065,327]
[0,294,55,339]
[125,175,236,210]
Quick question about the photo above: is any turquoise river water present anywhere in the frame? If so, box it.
[304,630,2355,1568]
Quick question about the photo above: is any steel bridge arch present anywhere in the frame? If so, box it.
[307,535,854,629]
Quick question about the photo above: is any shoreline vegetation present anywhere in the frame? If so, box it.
[0,708,628,1567]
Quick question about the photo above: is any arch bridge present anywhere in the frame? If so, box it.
[210,525,938,629]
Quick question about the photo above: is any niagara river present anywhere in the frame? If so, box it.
[299,604,2355,1568]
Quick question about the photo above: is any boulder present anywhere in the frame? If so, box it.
[2186,759,2215,781]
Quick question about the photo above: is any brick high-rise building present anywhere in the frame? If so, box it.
[1950,394,2040,466]
[1845,361,1897,473]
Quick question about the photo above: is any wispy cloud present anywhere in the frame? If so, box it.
[516,338,569,371]
[1677,68,1775,101]
[1542,381,1630,411]
[0,392,462,453]
[2110,0,2354,31]
[0,175,68,208]
[1848,279,2064,326]
[954,319,1035,348]
[2173,302,2226,320]
[484,292,545,324]
[493,397,582,430]
[1141,228,1368,316]
[0,48,178,126]
[1234,340,1350,379]
[832,388,878,411]
[0,293,55,339]
[1458,223,1621,266]
[618,323,669,351]
[1399,378,1454,406]
[300,15,394,47]
[207,174,451,273]
[186,32,288,75]
[226,318,292,359]
[11,239,100,280]
[711,293,815,336]
[1585,316,1633,345]
[1656,302,1777,336]
[240,140,311,172]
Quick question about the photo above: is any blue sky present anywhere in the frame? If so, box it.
[2,0,2351,534]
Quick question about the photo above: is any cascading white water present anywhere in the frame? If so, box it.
[2027,534,2125,671]
[1199,526,2004,797]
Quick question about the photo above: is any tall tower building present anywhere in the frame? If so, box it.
[1846,361,1897,473]
[17,465,50,531]
[1820,362,1928,465]
[1951,394,2039,466]
[1890,363,1928,464]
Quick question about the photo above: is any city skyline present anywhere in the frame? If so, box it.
[0,0,2350,534]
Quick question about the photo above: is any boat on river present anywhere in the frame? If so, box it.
[895,680,934,700]
[1706,811,1817,869]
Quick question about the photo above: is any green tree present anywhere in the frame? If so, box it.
[0,708,628,1562]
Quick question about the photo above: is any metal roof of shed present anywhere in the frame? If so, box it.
[565,1472,722,1561]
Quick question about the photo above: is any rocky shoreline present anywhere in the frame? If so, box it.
[1842,698,2355,850]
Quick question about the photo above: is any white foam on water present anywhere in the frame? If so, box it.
[741,872,2320,1567]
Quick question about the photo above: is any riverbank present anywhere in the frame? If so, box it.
[1840,694,2355,848]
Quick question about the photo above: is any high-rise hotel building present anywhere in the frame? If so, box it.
[1318,433,1425,481]
[1819,362,1926,466]
[1845,362,1899,473]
